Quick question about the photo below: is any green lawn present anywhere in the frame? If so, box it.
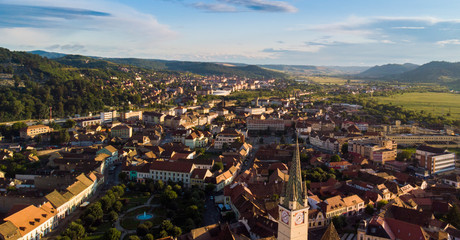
[83,234,103,240]
[374,92,460,120]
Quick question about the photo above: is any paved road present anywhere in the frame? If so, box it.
[203,194,221,226]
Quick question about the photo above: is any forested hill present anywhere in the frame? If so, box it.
[355,61,460,90]
[28,50,287,79]
[102,58,287,79]
[399,61,460,85]
[0,48,170,122]
[357,63,418,78]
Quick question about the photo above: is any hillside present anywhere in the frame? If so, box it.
[261,64,368,75]
[399,61,460,83]
[30,50,287,79]
[29,50,66,59]
[358,63,418,78]
[106,58,287,79]
[0,48,165,122]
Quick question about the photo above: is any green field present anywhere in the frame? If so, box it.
[307,76,363,85]
[375,92,460,120]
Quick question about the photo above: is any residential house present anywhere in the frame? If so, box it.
[20,125,51,139]
[214,129,244,149]
[111,124,133,139]
[96,145,119,165]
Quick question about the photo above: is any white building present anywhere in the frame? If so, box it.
[100,110,117,123]
[214,129,244,149]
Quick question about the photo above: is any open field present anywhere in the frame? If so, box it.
[374,92,460,120]
[305,76,364,85]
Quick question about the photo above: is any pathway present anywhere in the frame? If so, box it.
[115,195,160,239]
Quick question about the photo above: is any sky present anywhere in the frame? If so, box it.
[2,0,460,66]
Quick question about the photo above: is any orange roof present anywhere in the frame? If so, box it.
[5,204,56,236]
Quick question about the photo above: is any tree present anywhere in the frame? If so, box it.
[86,202,104,222]
[128,236,141,240]
[172,226,182,237]
[62,222,85,240]
[143,234,154,240]
[377,200,388,209]
[205,183,215,193]
[113,201,123,212]
[365,204,375,215]
[332,216,346,231]
[330,155,341,162]
[155,180,164,191]
[396,150,413,161]
[103,228,121,240]
[447,204,460,229]
[158,230,168,238]
[64,119,76,129]
[211,162,224,172]
[137,224,149,237]
[161,189,178,206]
[108,211,118,222]
[341,143,348,154]
[161,220,174,232]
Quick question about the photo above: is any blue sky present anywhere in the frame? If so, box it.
[2,0,460,66]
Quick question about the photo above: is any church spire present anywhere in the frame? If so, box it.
[281,137,305,210]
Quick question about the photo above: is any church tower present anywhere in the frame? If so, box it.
[278,139,309,240]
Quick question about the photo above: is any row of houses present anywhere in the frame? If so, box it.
[0,173,100,240]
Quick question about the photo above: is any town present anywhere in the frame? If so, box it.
[0,71,458,240]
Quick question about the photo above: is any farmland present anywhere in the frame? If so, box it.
[374,92,460,120]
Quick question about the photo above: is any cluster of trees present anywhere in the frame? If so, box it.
[155,181,205,233]
[0,48,175,122]
[447,204,460,229]
[301,165,346,184]
[0,152,41,178]
[121,180,204,239]
[396,149,415,162]
[57,185,125,240]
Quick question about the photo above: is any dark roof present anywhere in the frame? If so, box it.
[149,161,194,173]
[386,205,433,227]
[416,145,446,154]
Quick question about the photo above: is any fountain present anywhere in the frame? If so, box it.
[136,211,153,220]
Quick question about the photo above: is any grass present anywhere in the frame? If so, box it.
[374,92,460,120]
[307,76,363,85]
[95,222,112,233]
[120,217,141,230]
[122,194,150,210]
[83,234,103,240]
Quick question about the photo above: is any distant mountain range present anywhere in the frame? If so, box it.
[357,63,419,78]
[260,65,369,75]
[29,50,460,90]
[356,62,460,90]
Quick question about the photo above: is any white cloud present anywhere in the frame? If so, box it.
[381,40,395,44]
[0,0,177,56]
[190,2,237,12]
[391,26,425,29]
[220,0,297,13]
[436,39,460,46]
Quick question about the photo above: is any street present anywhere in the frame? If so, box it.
[203,194,221,226]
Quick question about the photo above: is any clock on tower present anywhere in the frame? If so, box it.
[277,138,309,240]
